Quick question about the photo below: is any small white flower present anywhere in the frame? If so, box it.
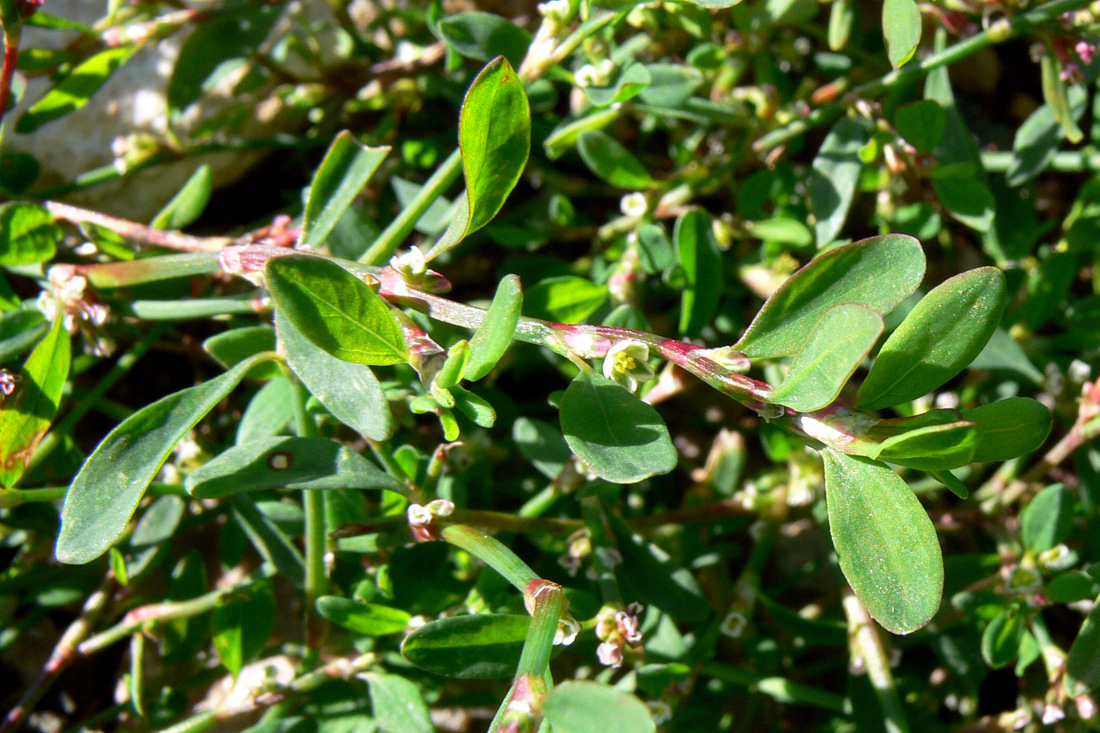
[0,370,18,397]
[1041,703,1065,725]
[538,0,571,22]
[426,499,455,517]
[554,615,580,646]
[407,504,433,527]
[574,63,599,87]
[390,246,427,280]
[720,610,747,639]
[647,700,673,725]
[596,641,623,668]
[602,340,656,392]
[1076,694,1099,720]
[620,192,648,217]
[1069,358,1092,383]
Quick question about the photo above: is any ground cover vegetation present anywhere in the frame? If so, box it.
[1,0,1099,730]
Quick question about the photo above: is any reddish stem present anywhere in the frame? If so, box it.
[0,21,19,121]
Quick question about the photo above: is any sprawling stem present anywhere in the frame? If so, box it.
[0,577,116,733]
[844,594,910,733]
[754,0,1094,153]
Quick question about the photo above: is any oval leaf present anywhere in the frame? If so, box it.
[560,371,677,484]
[401,614,530,678]
[768,303,883,413]
[276,310,394,440]
[266,255,408,366]
[302,132,389,249]
[895,100,946,154]
[17,46,138,133]
[364,673,434,733]
[56,354,271,564]
[1020,483,1075,553]
[981,608,1024,669]
[883,0,921,69]
[823,449,943,634]
[465,274,522,381]
[184,436,409,499]
[427,57,531,259]
[0,317,70,488]
[316,596,411,636]
[544,681,656,733]
[577,130,657,189]
[735,234,925,359]
[857,267,1006,410]
[870,419,979,472]
[1066,591,1100,695]
[960,397,1052,463]
[151,164,213,231]
[676,208,721,337]
[811,116,868,247]
[524,276,607,325]
[0,202,63,266]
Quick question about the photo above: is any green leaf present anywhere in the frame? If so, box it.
[0,317,69,488]
[811,116,868,246]
[603,507,708,623]
[768,304,883,413]
[1066,591,1100,695]
[559,371,677,484]
[823,449,943,634]
[981,608,1024,668]
[585,62,651,107]
[427,57,530,259]
[870,419,979,471]
[276,310,394,441]
[212,581,276,678]
[636,63,703,108]
[894,101,946,154]
[676,208,721,337]
[735,234,925,359]
[1020,483,1074,553]
[828,0,853,51]
[1007,86,1087,186]
[0,309,48,364]
[167,3,281,113]
[301,132,389,249]
[969,328,1044,384]
[466,274,522,381]
[236,377,294,445]
[202,325,281,380]
[266,255,408,366]
[185,436,409,499]
[960,397,1052,463]
[436,12,532,68]
[543,107,622,160]
[577,130,657,189]
[452,385,496,428]
[932,175,995,232]
[543,681,656,733]
[637,224,676,273]
[513,417,572,478]
[151,165,213,230]
[56,353,271,565]
[524,276,607,324]
[883,0,921,68]
[16,46,138,132]
[317,597,411,636]
[130,495,186,548]
[230,496,304,587]
[364,673,434,733]
[401,614,530,678]
[746,217,814,247]
[857,267,1006,410]
[1045,572,1097,603]
[0,202,63,266]
[1041,55,1084,144]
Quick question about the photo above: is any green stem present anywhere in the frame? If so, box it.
[153,653,377,733]
[0,577,116,733]
[753,0,1094,152]
[360,148,464,265]
[286,371,327,661]
[439,524,539,593]
[843,594,910,733]
[699,661,848,713]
